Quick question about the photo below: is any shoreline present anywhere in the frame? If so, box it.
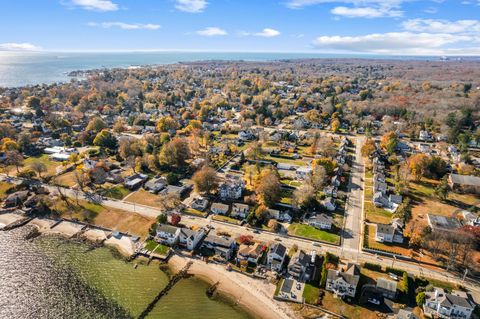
[168,254,298,319]
[1,214,297,319]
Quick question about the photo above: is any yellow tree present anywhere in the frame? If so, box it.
[408,154,429,181]
[361,138,376,158]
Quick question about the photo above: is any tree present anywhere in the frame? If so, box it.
[254,169,281,207]
[380,132,398,155]
[30,161,47,178]
[361,138,376,158]
[254,204,269,225]
[170,213,181,226]
[159,137,191,168]
[156,116,178,132]
[434,176,449,201]
[313,158,336,175]
[394,198,412,223]
[309,165,326,189]
[239,235,253,245]
[86,117,107,133]
[1,138,18,152]
[408,154,429,181]
[192,166,218,194]
[93,129,117,149]
[4,151,24,173]
[268,219,280,232]
[293,184,315,208]
[416,292,426,307]
[157,213,168,224]
[331,118,340,133]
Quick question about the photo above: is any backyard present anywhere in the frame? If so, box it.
[288,223,340,245]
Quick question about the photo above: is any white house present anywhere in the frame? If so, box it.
[296,167,312,180]
[423,288,476,319]
[231,203,250,219]
[375,220,404,244]
[210,202,229,215]
[267,243,287,272]
[156,225,180,246]
[326,263,361,298]
[219,174,245,200]
[178,228,206,251]
[322,197,336,212]
[307,213,333,230]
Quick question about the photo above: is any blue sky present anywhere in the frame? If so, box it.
[0,0,480,55]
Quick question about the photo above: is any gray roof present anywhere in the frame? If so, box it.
[156,224,179,235]
[396,309,419,319]
[281,278,294,294]
[203,234,234,248]
[376,223,394,235]
[450,174,480,187]
[310,213,333,224]
[270,243,287,257]
[328,263,360,286]
[377,278,397,292]
[428,214,461,231]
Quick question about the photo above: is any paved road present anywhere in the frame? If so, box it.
[341,136,365,260]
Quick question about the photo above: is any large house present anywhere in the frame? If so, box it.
[375,219,404,243]
[178,228,206,251]
[448,174,480,195]
[155,224,180,246]
[201,234,236,260]
[124,173,148,190]
[307,213,333,230]
[423,287,476,319]
[144,177,167,194]
[326,263,361,298]
[376,278,397,300]
[237,243,264,264]
[210,202,229,215]
[267,243,287,272]
[427,214,461,233]
[219,174,245,200]
[231,203,250,219]
[287,250,312,281]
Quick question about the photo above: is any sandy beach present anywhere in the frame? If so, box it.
[169,254,299,319]
[0,213,25,229]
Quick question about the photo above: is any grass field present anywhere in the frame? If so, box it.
[302,283,320,305]
[24,154,61,177]
[212,214,241,225]
[364,202,393,224]
[54,170,78,187]
[184,207,208,217]
[102,185,130,200]
[125,189,162,207]
[144,240,170,255]
[288,223,340,244]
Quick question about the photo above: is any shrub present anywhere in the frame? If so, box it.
[364,262,382,271]
[17,169,36,179]
[386,267,404,276]
[416,292,426,307]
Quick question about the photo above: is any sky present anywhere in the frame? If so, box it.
[0,0,480,55]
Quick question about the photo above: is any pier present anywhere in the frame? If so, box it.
[137,261,193,319]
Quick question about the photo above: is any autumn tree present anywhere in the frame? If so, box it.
[254,168,281,207]
[331,118,340,133]
[361,138,376,158]
[30,161,47,178]
[192,166,218,194]
[156,116,178,132]
[4,151,24,173]
[93,129,117,149]
[86,117,107,133]
[159,137,191,167]
[170,213,181,226]
[1,138,18,152]
[408,153,429,181]
[434,176,449,201]
[313,158,336,176]
[380,132,398,155]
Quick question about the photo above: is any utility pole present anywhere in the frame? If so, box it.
[462,269,468,283]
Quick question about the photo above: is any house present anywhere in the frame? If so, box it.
[427,214,461,232]
[389,194,403,206]
[288,250,311,281]
[376,278,397,299]
[191,197,209,211]
[460,211,480,227]
[202,234,236,260]
[124,173,148,190]
[307,213,333,230]
[144,177,167,194]
[373,192,390,208]
[326,263,360,298]
[268,208,281,220]
[375,220,404,243]
[296,167,312,180]
[210,202,229,215]
[160,185,188,197]
[419,130,432,141]
[322,197,336,212]
[178,228,205,251]
[237,243,264,264]
[374,179,388,195]
[155,224,180,246]
[395,309,420,319]
[219,174,245,200]
[424,287,476,319]
[324,185,338,198]
[267,243,287,272]
[448,174,480,195]
[231,203,250,219]
[4,191,30,208]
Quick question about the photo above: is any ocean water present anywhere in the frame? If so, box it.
[0,226,251,319]
[0,51,439,88]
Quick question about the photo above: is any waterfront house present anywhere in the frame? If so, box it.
[201,234,236,260]
[178,228,206,251]
[237,243,264,265]
[267,243,287,272]
[326,263,360,298]
[376,278,397,300]
[155,224,180,246]
[287,250,311,281]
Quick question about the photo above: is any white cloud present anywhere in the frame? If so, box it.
[196,27,227,36]
[175,0,207,13]
[312,32,476,55]
[402,19,480,34]
[286,0,406,9]
[331,6,402,18]
[70,0,118,11]
[88,22,160,30]
[423,6,438,13]
[0,42,41,51]
[254,28,281,37]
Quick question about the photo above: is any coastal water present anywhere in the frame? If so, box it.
[0,51,442,88]
[0,226,251,319]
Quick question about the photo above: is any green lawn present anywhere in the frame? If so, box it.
[288,223,340,244]
[364,187,373,200]
[264,154,307,167]
[0,182,14,200]
[102,185,130,200]
[212,215,241,225]
[184,207,208,217]
[274,278,284,296]
[24,154,61,177]
[364,202,392,224]
[144,239,170,255]
[303,283,321,304]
